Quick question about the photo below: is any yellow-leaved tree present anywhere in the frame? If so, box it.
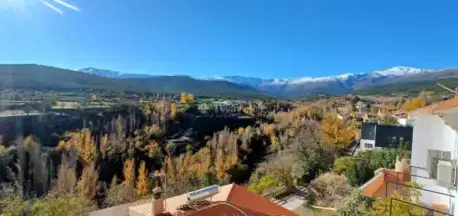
[170,103,178,120]
[321,113,355,151]
[215,150,226,180]
[76,163,98,200]
[136,161,149,199]
[401,90,427,111]
[180,92,194,104]
[123,159,135,186]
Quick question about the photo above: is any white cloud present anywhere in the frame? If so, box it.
[53,0,80,12]
[42,1,63,15]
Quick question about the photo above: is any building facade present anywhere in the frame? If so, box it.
[360,123,413,150]
[410,98,458,215]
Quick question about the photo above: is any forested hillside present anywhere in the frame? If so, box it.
[355,77,458,96]
[0,64,269,99]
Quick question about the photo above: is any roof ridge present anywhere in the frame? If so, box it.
[226,183,236,201]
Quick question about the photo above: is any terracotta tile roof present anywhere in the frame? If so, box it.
[129,184,297,216]
[410,95,458,116]
[186,202,270,216]
[225,184,298,216]
[163,184,233,214]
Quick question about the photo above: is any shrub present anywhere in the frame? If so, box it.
[308,172,352,207]
[335,190,374,216]
[248,174,279,195]
[333,156,356,174]
[345,159,373,187]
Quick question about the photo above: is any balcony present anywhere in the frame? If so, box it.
[360,168,456,215]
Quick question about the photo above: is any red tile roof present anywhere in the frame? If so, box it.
[129,184,298,216]
[225,184,297,216]
[186,202,270,216]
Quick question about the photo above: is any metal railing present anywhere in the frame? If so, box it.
[385,178,455,215]
[381,169,456,215]
[390,198,453,216]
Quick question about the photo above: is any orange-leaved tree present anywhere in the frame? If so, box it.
[321,113,356,151]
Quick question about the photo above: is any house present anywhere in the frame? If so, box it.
[356,100,370,113]
[409,96,458,215]
[128,184,298,216]
[359,122,413,150]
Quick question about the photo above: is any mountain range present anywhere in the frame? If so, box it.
[0,64,269,99]
[0,64,456,99]
[79,66,458,98]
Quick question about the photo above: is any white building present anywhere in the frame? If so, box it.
[410,97,458,215]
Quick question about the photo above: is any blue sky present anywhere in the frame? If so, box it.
[1,0,457,79]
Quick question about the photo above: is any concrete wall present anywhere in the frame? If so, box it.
[360,139,376,150]
[410,114,458,211]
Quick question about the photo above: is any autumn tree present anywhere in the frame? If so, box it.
[320,114,356,151]
[295,121,336,179]
[50,156,77,196]
[401,91,427,111]
[215,150,226,181]
[76,163,99,200]
[170,103,178,120]
[180,92,194,104]
[57,129,97,166]
[136,161,149,199]
[123,159,135,186]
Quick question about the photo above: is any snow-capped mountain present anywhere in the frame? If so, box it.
[213,66,433,86]
[78,66,457,98]
[79,67,151,79]
[210,66,443,98]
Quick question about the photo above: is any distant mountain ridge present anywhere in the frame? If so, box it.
[78,66,458,98]
[79,67,152,78]
[209,66,455,98]
[0,64,269,99]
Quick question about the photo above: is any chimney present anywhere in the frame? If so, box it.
[395,156,411,181]
[152,199,164,216]
[152,186,164,216]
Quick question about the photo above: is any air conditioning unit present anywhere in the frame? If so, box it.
[437,160,452,188]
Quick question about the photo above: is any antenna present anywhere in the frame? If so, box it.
[436,82,457,94]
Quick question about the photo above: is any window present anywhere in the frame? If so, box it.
[364,143,374,148]
[428,150,452,179]
[437,160,453,187]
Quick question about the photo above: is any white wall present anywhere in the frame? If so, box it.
[360,139,375,150]
[410,114,458,211]
[398,118,407,126]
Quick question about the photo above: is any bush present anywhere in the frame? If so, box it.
[248,174,279,195]
[369,148,396,170]
[308,172,352,207]
[345,158,373,187]
[333,156,356,174]
[344,148,399,187]
[336,190,374,216]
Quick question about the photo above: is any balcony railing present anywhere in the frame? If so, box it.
[382,169,456,216]
[389,198,453,216]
